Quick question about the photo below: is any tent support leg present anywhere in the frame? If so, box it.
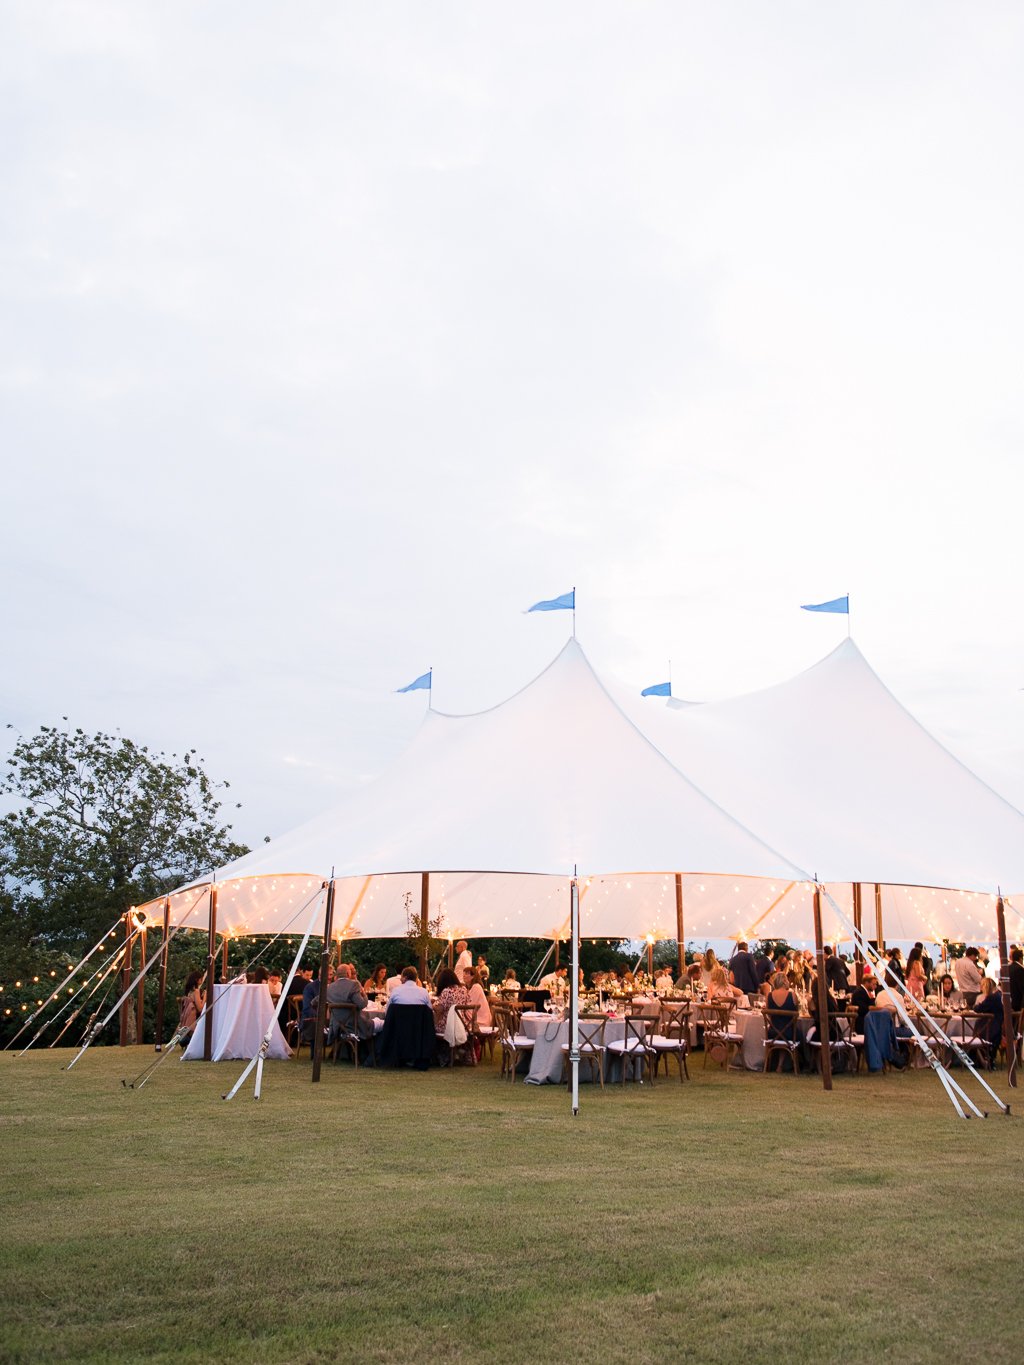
[203,886,219,1061]
[569,877,580,1116]
[675,874,685,979]
[996,893,1017,1091]
[311,879,336,1084]
[155,897,170,1051]
[852,884,863,987]
[813,883,833,1092]
[118,914,132,1047]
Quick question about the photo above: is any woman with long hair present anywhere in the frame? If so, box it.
[905,947,927,1002]
[363,963,389,996]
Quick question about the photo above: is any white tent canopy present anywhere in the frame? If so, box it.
[140,636,1024,947]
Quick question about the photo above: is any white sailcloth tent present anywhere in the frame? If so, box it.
[141,639,808,942]
[140,636,1024,949]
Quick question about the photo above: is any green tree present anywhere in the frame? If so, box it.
[1,721,249,967]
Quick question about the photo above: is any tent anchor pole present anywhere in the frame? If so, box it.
[813,883,833,1093]
[311,879,336,1084]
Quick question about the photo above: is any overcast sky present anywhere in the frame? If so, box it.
[3,2,1022,847]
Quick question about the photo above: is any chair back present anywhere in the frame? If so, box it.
[622,1016,652,1050]
[701,1003,733,1041]
[659,1002,690,1039]
[454,1003,479,1036]
[764,1007,799,1042]
[330,1002,360,1040]
[577,1017,607,1051]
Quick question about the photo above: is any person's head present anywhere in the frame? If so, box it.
[906,947,922,968]
[939,973,955,994]
[913,942,923,953]
[979,978,997,998]
[185,970,203,993]
[687,963,701,981]
[503,968,518,981]
[465,967,481,988]
[556,966,568,979]
[251,965,269,983]
[1011,947,1023,965]
[735,941,748,954]
[455,940,468,954]
[476,954,487,966]
[710,965,728,989]
[824,945,834,958]
[702,948,717,969]
[401,966,419,984]
[268,970,281,983]
[965,947,980,961]
[371,963,387,985]
[435,967,459,993]
[771,972,788,991]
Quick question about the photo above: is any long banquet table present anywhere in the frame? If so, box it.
[523,1012,645,1084]
[182,982,291,1062]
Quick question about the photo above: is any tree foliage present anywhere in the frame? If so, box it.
[1,722,249,965]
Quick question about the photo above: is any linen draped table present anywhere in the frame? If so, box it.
[182,982,291,1061]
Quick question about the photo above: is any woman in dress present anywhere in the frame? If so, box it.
[973,978,1004,1064]
[700,949,718,994]
[178,970,205,1044]
[463,967,492,1029]
[363,963,389,998]
[905,947,927,1001]
[707,965,742,1002]
[432,967,469,1033]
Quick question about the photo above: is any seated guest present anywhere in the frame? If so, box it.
[363,963,389,997]
[267,971,282,1003]
[250,965,269,984]
[326,963,375,1042]
[463,967,492,1028]
[287,967,312,1000]
[432,967,469,1033]
[937,973,963,1010]
[475,955,490,986]
[685,962,703,995]
[708,964,743,1003]
[301,966,329,1022]
[387,966,431,1007]
[501,968,521,992]
[973,978,1004,1060]
[808,983,842,1045]
[654,966,674,997]
[540,966,568,994]
[850,972,876,1031]
[765,973,800,1041]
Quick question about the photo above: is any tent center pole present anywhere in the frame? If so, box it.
[852,884,863,987]
[873,884,884,955]
[995,893,1017,1092]
[569,877,580,1116]
[135,923,147,1044]
[675,874,685,979]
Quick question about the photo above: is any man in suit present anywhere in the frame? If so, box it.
[824,946,850,993]
[1007,946,1024,1012]
[326,963,375,1042]
[728,941,759,997]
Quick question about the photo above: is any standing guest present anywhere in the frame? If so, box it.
[728,941,760,997]
[453,940,473,978]
[463,967,492,1028]
[905,947,927,1002]
[887,947,905,986]
[913,941,933,990]
[433,967,469,1033]
[387,966,431,1007]
[1008,946,1024,1012]
[475,955,490,986]
[178,971,206,1044]
[699,949,718,993]
[824,946,850,993]
[363,964,389,997]
[954,948,984,1009]
[755,950,776,988]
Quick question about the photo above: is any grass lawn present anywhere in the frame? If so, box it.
[0,1045,1021,1364]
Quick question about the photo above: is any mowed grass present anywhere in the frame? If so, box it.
[0,1047,1021,1365]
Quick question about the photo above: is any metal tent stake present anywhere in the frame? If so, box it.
[569,877,580,1116]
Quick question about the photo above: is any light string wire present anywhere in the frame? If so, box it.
[15,924,142,1055]
[48,948,133,1050]
[4,910,134,1052]
[223,884,327,1101]
[822,887,1001,1117]
[64,889,209,1072]
[128,884,328,1091]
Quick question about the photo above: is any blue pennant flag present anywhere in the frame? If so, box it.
[397,670,431,694]
[641,681,671,698]
[800,595,849,615]
[527,589,575,613]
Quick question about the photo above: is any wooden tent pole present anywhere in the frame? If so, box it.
[311,878,336,1084]
[203,886,218,1061]
[135,923,147,1044]
[995,894,1017,1089]
[221,934,229,980]
[852,884,864,986]
[155,897,171,1051]
[675,874,685,978]
[419,872,430,981]
[554,937,560,968]
[813,883,833,1092]
[874,883,884,954]
[118,914,132,1047]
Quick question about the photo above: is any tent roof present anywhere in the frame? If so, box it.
[620,637,1024,895]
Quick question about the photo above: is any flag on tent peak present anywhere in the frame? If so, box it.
[641,681,671,698]
[801,595,849,615]
[397,670,431,693]
[527,589,574,613]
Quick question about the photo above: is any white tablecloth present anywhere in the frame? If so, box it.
[524,1014,644,1084]
[182,983,291,1062]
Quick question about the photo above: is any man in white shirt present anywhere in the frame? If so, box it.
[953,948,983,1007]
[387,967,431,1007]
[540,966,568,994]
[453,940,473,978]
